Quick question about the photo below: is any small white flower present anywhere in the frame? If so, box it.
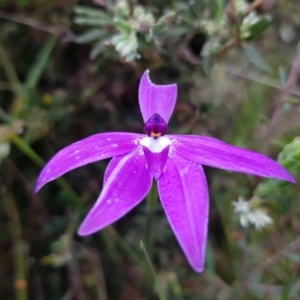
[232,196,251,214]
[232,197,273,230]
[249,209,273,229]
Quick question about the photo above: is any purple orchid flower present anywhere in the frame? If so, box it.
[36,70,295,272]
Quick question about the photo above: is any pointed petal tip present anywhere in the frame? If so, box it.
[192,264,205,273]
[283,168,297,183]
[77,225,95,236]
[286,174,297,184]
[142,69,151,82]
[141,69,178,90]
[139,70,178,123]
[273,167,296,184]
[34,180,44,193]
[185,252,205,273]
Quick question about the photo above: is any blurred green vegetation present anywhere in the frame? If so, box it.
[1,0,300,299]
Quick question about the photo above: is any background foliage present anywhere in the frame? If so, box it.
[1,0,300,299]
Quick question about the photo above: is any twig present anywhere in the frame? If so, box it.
[245,281,282,295]
[125,0,134,17]
[0,11,74,41]
[215,39,241,61]
[243,0,264,18]
[263,51,300,154]
[3,158,51,219]
[67,246,87,300]
[76,243,108,300]
[216,65,300,97]
[250,235,300,275]
[217,0,264,61]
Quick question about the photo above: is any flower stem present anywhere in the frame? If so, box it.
[145,181,158,259]
[140,241,167,300]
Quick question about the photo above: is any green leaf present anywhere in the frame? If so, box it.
[111,32,138,61]
[208,0,224,20]
[243,45,271,73]
[192,0,206,15]
[202,53,214,77]
[75,29,107,44]
[251,17,271,40]
[90,40,105,60]
[279,66,288,86]
[114,19,132,33]
[156,11,176,25]
[25,35,58,90]
[73,5,111,21]
[255,138,300,212]
[246,17,271,41]
[74,17,111,26]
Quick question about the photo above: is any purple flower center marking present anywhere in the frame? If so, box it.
[35,70,295,273]
[144,113,168,138]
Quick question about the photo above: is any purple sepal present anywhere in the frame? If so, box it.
[172,135,295,183]
[78,150,152,235]
[158,154,209,272]
[35,132,144,192]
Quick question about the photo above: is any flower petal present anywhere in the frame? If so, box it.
[158,154,209,272]
[78,149,152,235]
[143,146,169,180]
[172,135,295,183]
[139,70,177,124]
[35,132,144,192]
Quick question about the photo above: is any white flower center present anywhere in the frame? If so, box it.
[140,136,171,153]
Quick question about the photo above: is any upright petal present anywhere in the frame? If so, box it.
[158,154,209,272]
[172,135,295,183]
[139,70,177,124]
[35,132,144,192]
[78,149,152,235]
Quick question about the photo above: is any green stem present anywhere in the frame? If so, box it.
[24,35,58,90]
[125,0,134,17]
[145,181,158,259]
[2,191,28,300]
[140,241,166,300]
[101,228,122,265]
[106,226,142,266]
[10,134,44,167]
[0,43,24,99]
